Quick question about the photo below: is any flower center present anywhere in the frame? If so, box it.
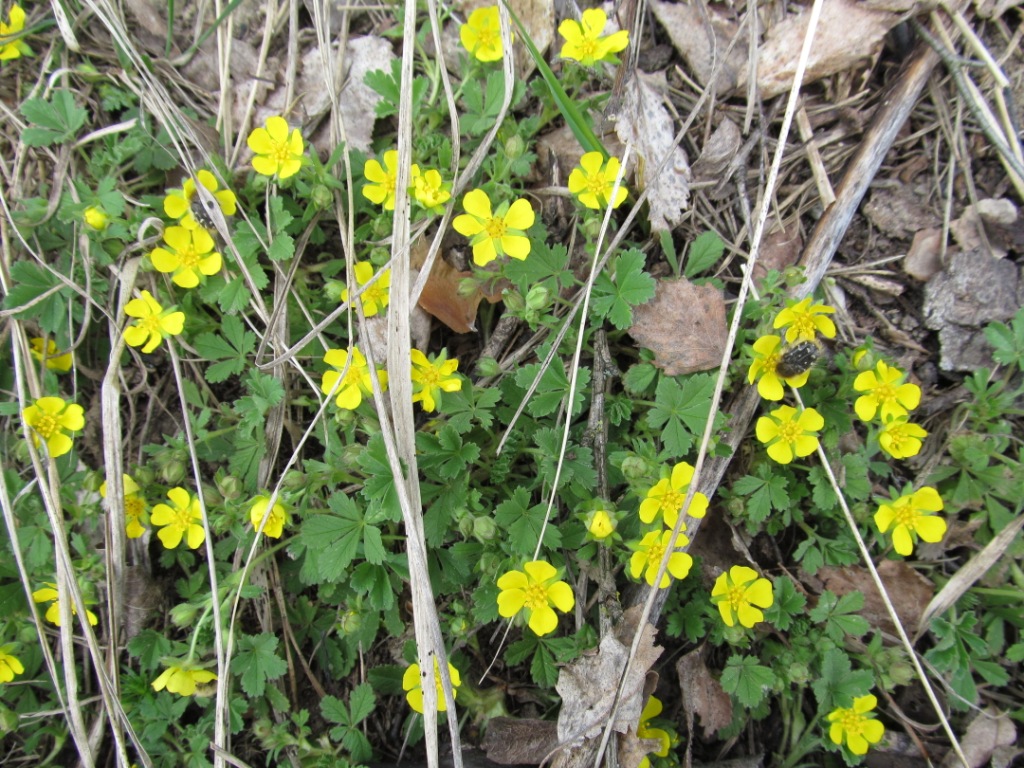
[365,284,388,308]
[875,383,896,403]
[645,541,667,568]
[837,710,864,734]
[170,504,193,530]
[484,215,507,240]
[577,39,600,60]
[524,583,549,610]
[586,174,609,196]
[125,496,144,520]
[727,584,746,610]
[660,488,684,515]
[477,28,498,49]
[270,139,292,164]
[893,503,917,527]
[179,245,201,270]
[139,316,163,335]
[33,414,59,439]
[777,419,802,443]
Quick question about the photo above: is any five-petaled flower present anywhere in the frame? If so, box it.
[247,115,304,180]
[460,6,503,62]
[558,8,628,66]
[496,560,575,636]
[878,415,927,459]
[362,150,400,211]
[874,487,946,556]
[22,396,85,458]
[151,487,206,550]
[453,188,535,267]
[402,659,461,713]
[0,5,32,61]
[755,404,824,465]
[410,349,462,413]
[587,509,616,540]
[853,361,921,422]
[711,565,774,628]
[637,695,671,757]
[150,226,223,288]
[124,290,185,353]
[152,664,218,697]
[747,335,811,400]
[29,337,73,372]
[773,297,836,343]
[341,262,391,317]
[32,583,99,627]
[630,530,693,588]
[639,461,709,529]
[827,694,885,755]
[0,645,24,683]
[568,152,628,210]
[100,474,148,539]
[412,165,452,212]
[163,169,237,230]
[250,495,287,539]
[321,346,388,410]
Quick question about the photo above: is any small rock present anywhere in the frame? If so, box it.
[904,227,945,281]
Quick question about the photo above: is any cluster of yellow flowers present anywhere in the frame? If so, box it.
[320,346,463,414]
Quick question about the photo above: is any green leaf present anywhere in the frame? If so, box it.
[685,231,724,278]
[416,425,481,481]
[358,434,402,522]
[126,629,173,668]
[591,249,656,330]
[193,315,256,383]
[350,562,394,610]
[299,494,365,582]
[809,590,869,642]
[3,261,72,334]
[321,695,349,725]
[21,91,89,146]
[348,681,376,723]
[494,487,562,554]
[444,385,500,433]
[762,576,805,631]
[218,277,252,314]
[623,362,657,396]
[514,359,590,418]
[984,309,1024,370]
[229,433,264,489]
[534,429,596,496]
[530,642,559,687]
[504,239,571,295]
[732,468,790,526]
[646,374,715,457]
[811,648,873,711]
[721,655,774,708]
[235,633,288,697]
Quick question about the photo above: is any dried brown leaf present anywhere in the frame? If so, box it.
[481,717,560,765]
[815,561,933,636]
[676,648,733,740]
[628,278,727,375]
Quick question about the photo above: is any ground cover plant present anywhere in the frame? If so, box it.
[2,0,1023,767]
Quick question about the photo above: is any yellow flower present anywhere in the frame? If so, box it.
[460,6,503,62]
[341,262,391,317]
[402,659,461,713]
[150,487,206,550]
[83,206,108,230]
[772,297,836,343]
[711,565,774,628]
[22,396,85,458]
[878,415,927,459]
[452,188,535,267]
[410,349,462,413]
[0,5,32,61]
[0,645,24,683]
[321,347,388,410]
[150,226,223,288]
[637,696,671,757]
[874,487,946,556]
[163,170,237,230]
[152,664,218,697]
[587,509,615,540]
[496,560,575,636]
[630,530,693,588]
[411,164,452,212]
[124,290,185,353]
[639,461,709,529]
[247,115,304,180]
[755,404,824,465]
[362,150,399,210]
[32,583,99,627]
[558,8,629,66]
[250,495,287,539]
[827,694,885,755]
[568,152,628,210]
[100,474,148,539]
[747,335,811,400]
[29,337,73,372]
[853,361,921,422]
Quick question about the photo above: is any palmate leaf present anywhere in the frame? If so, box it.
[235,633,287,697]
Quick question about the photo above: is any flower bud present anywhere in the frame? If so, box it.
[311,183,332,210]
[339,609,363,636]
[84,206,108,231]
[283,470,306,491]
[0,703,18,735]
[504,134,526,160]
[586,509,615,540]
[620,455,654,482]
[170,602,200,628]
[216,474,242,501]
[160,458,187,486]
[472,515,497,542]
[525,285,551,312]
[503,289,525,313]
[458,516,475,538]
[476,357,501,377]
[581,217,602,241]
